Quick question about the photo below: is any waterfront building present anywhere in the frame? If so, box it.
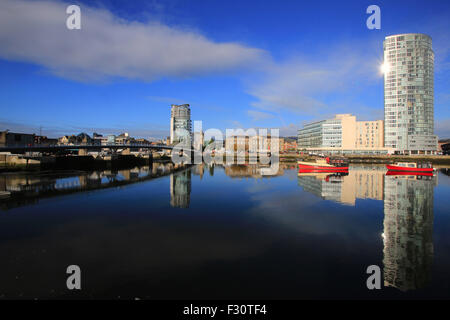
[93,136,108,146]
[0,130,35,147]
[193,131,204,151]
[115,132,129,145]
[383,33,437,154]
[135,138,151,145]
[280,138,297,153]
[34,135,58,146]
[76,132,92,145]
[225,133,280,154]
[297,114,388,155]
[92,133,104,146]
[170,104,192,145]
[106,135,116,145]
[438,139,450,155]
[58,135,70,145]
[57,134,92,145]
[356,120,384,149]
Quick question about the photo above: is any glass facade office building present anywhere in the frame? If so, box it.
[383,33,437,154]
[297,119,342,149]
[297,114,388,154]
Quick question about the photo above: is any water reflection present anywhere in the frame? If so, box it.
[0,162,191,210]
[170,170,192,208]
[297,172,352,204]
[297,166,385,205]
[298,165,437,291]
[168,163,294,208]
[383,174,435,291]
[223,163,294,179]
[0,162,442,295]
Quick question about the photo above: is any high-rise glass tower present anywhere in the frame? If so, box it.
[170,104,192,145]
[383,33,437,154]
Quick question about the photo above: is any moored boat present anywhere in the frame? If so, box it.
[386,162,434,173]
[298,156,349,173]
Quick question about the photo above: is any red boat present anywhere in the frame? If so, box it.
[385,171,434,177]
[386,162,434,173]
[298,157,349,173]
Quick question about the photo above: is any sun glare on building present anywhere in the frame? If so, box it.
[380,62,390,74]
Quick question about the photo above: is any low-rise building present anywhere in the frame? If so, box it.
[225,132,279,154]
[438,139,450,155]
[0,130,35,147]
[116,132,131,145]
[193,131,204,151]
[280,138,297,153]
[136,138,151,145]
[34,135,58,146]
[297,114,391,155]
[106,135,116,145]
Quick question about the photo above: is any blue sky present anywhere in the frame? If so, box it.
[0,0,449,139]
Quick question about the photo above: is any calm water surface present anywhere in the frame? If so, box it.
[1,162,450,299]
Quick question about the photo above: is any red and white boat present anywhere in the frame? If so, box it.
[298,157,349,173]
[386,162,434,173]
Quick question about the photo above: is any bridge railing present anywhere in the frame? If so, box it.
[0,144,175,152]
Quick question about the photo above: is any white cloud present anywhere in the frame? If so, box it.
[0,0,267,81]
[246,43,382,115]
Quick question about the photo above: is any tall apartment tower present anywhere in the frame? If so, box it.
[383,33,437,154]
[170,104,192,145]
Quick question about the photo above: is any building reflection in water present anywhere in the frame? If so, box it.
[298,165,437,291]
[169,163,219,208]
[0,162,191,210]
[0,162,439,291]
[297,166,385,205]
[168,162,292,208]
[223,163,291,179]
[170,169,192,208]
[383,174,435,291]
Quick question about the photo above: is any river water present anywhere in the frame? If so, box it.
[0,162,449,299]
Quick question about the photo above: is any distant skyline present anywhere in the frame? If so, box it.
[1,0,449,139]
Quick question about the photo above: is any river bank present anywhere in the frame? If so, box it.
[0,154,159,172]
[288,153,450,165]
